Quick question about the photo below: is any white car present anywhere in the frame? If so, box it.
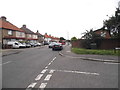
[18,43,26,48]
[7,41,19,48]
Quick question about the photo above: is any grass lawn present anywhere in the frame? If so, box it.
[71,48,120,56]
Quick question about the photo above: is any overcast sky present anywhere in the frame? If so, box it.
[1,0,119,39]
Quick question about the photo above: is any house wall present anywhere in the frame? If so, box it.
[32,34,38,39]
[16,31,25,38]
[95,30,111,39]
[0,29,2,48]
[2,29,16,38]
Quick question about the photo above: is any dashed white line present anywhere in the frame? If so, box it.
[53,57,56,61]
[27,82,37,88]
[44,74,52,81]
[48,62,52,66]
[35,74,43,81]
[39,83,47,88]
[41,69,47,74]
[45,66,48,69]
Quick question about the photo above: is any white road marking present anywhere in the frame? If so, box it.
[45,66,48,69]
[0,61,11,66]
[27,82,37,88]
[41,69,47,74]
[49,69,55,74]
[44,74,52,81]
[104,62,119,65]
[53,57,56,61]
[35,74,43,81]
[48,62,52,66]
[39,83,47,88]
[66,51,71,52]
[52,69,99,76]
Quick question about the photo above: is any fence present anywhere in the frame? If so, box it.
[71,39,120,50]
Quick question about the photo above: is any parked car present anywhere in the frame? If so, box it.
[52,43,63,51]
[30,43,36,47]
[48,42,56,48]
[19,42,26,48]
[36,43,42,46]
[7,41,19,48]
[44,42,49,45]
[25,43,31,48]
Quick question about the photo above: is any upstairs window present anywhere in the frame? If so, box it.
[8,30,12,35]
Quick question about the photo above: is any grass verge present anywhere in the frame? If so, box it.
[71,48,120,56]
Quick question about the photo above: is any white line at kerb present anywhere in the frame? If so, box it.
[104,62,119,65]
[0,61,11,66]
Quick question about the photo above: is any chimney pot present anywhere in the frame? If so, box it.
[1,16,7,21]
[23,24,26,28]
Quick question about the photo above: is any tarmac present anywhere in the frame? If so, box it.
[1,45,120,63]
[59,45,120,63]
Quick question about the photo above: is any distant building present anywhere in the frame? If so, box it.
[44,33,52,43]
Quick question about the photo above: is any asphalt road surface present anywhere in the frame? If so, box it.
[2,45,119,89]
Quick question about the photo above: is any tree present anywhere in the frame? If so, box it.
[60,37,66,40]
[103,8,120,38]
[71,37,77,41]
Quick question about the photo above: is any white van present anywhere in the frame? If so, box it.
[7,41,19,48]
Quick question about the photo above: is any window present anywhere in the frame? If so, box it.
[101,32,106,37]
[8,30,12,35]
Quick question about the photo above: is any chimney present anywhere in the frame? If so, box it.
[1,16,7,21]
[37,30,39,33]
[23,24,26,28]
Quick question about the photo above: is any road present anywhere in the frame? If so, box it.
[2,45,118,89]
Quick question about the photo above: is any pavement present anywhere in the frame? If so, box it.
[59,44,120,63]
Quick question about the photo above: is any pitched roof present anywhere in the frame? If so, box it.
[36,30,44,37]
[44,33,51,38]
[0,16,24,32]
[20,25,35,34]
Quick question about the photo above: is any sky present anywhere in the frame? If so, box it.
[1,0,119,39]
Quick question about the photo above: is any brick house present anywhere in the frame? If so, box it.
[94,28,111,39]
[20,25,38,43]
[0,16,25,48]
[44,33,52,43]
[36,30,44,44]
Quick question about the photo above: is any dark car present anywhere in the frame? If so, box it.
[52,43,63,51]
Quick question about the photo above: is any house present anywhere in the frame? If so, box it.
[20,25,38,43]
[94,28,111,39]
[36,30,44,44]
[44,33,52,43]
[44,33,60,43]
[0,16,25,48]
